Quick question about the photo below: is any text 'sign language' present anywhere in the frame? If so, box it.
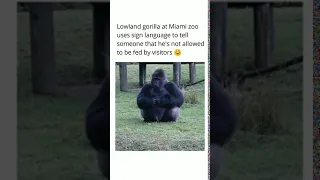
[116,23,205,57]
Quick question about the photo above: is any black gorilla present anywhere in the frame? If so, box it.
[85,78,110,179]
[137,69,184,122]
[210,74,237,180]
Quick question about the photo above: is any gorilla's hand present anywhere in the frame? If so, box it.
[159,94,171,106]
[152,98,161,106]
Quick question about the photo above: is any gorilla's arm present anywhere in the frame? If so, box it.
[210,75,237,146]
[160,82,184,108]
[137,84,155,109]
[85,78,110,151]
[210,76,237,180]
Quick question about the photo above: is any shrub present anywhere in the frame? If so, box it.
[230,89,286,135]
[184,88,200,104]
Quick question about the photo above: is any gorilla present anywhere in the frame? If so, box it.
[210,74,238,180]
[137,69,184,122]
[85,78,110,179]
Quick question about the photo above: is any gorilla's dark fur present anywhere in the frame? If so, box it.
[210,74,238,180]
[137,69,184,122]
[85,78,110,179]
[210,75,237,146]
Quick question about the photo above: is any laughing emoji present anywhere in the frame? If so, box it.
[174,49,182,56]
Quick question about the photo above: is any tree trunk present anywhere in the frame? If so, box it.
[173,63,182,86]
[119,63,128,92]
[189,62,196,83]
[92,3,110,80]
[210,2,228,86]
[139,63,147,87]
[29,3,56,94]
[254,3,275,69]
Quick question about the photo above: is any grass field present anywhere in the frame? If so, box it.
[18,7,302,180]
[115,64,205,151]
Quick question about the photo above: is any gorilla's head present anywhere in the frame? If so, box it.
[151,69,168,89]
[143,84,160,97]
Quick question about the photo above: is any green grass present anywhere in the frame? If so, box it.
[17,7,302,180]
[115,64,205,151]
[218,7,303,180]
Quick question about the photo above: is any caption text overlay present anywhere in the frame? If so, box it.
[116,23,205,57]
